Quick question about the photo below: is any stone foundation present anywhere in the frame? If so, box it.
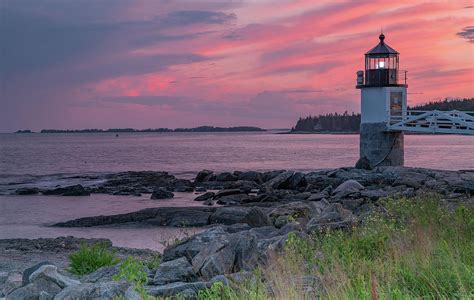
[359,122,404,167]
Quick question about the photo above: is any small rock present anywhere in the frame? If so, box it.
[360,188,390,200]
[262,170,286,182]
[355,157,371,170]
[288,172,306,190]
[198,246,235,280]
[194,192,215,201]
[264,171,294,189]
[203,199,214,206]
[216,194,251,205]
[27,264,80,288]
[195,170,215,182]
[6,282,55,300]
[174,186,194,192]
[308,190,330,201]
[54,281,131,300]
[208,207,270,227]
[214,189,242,198]
[15,187,40,195]
[0,271,8,285]
[151,187,174,199]
[42,184,90,196]
[22,262,52,285]
[306,203,356,231]
[332,180,364,198]
[216,172,238,182]
[146,281,209,298]
[153,257,197,285]
[241,207,271,228]
[238,171,263,183]
[2,273,22,297]
[82,265,121,283]
[269,202,313,224]
[274,216,289,228]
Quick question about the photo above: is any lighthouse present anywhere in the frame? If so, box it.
[356,33,407,168]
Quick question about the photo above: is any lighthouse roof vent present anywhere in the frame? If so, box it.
[366,33,399,55]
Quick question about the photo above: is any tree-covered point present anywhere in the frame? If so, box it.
[292,97,473,133]
[292,112,361,132]
[409,97,474,111]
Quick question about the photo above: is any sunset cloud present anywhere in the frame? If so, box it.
[1,0,472,131]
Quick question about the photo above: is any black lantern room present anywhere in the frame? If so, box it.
[357,33,407,87]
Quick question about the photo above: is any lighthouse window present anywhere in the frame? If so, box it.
[378,61,385,68]
[390,92,403,113]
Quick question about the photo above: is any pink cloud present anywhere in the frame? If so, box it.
[1,0,472,131]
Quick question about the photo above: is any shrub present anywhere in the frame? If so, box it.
[144,254,162,270]
[69,242,119,275]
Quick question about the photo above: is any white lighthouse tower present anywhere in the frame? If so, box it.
[356,33,407,167]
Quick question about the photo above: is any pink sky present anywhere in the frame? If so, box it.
[1,0,473,131]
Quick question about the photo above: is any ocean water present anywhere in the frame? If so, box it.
[0,132,472,250]
[0,192,202,251]
[1,132,473,177]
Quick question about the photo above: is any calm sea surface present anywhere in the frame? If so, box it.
[0,132,472,250]
[1,132,473,177]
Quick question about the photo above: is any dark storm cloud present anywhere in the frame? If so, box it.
[0,2,234,78]
[103,95,185,106]
[456,26,474,43]
[158,10,236,26]
[222,32,243,40]
[132,31,217,47]
[268,60,342,75]
[59,53,207,86]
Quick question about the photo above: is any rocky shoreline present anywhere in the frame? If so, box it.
[1,166,473,299]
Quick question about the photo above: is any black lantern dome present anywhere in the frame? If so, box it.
[358,33,406,87]
[366,33,399,55]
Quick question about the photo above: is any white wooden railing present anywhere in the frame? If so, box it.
[388,110,474,135]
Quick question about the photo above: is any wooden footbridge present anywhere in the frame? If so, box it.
[389,110,474,135]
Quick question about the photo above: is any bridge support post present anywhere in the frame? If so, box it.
[359,123,404,167]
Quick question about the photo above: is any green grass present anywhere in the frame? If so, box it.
[143,254,162,270]
[113,257,149,298]
[68,242,119,275]
[197,194,474,299]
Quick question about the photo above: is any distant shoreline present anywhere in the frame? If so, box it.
[14,126,266,134]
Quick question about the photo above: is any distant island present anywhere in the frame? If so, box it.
[29,126,265,134]
[15,130,33,134]
[291,97,474,133]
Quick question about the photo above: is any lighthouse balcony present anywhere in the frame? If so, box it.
[356,69,407,89]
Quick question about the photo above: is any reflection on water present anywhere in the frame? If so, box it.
[0,193,203,251]
[1,132,472,178]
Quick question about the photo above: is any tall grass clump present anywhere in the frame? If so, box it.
[281,194,474,299]
[69,242,119,275]
[196,194,473,299]
[197,269,271,300]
